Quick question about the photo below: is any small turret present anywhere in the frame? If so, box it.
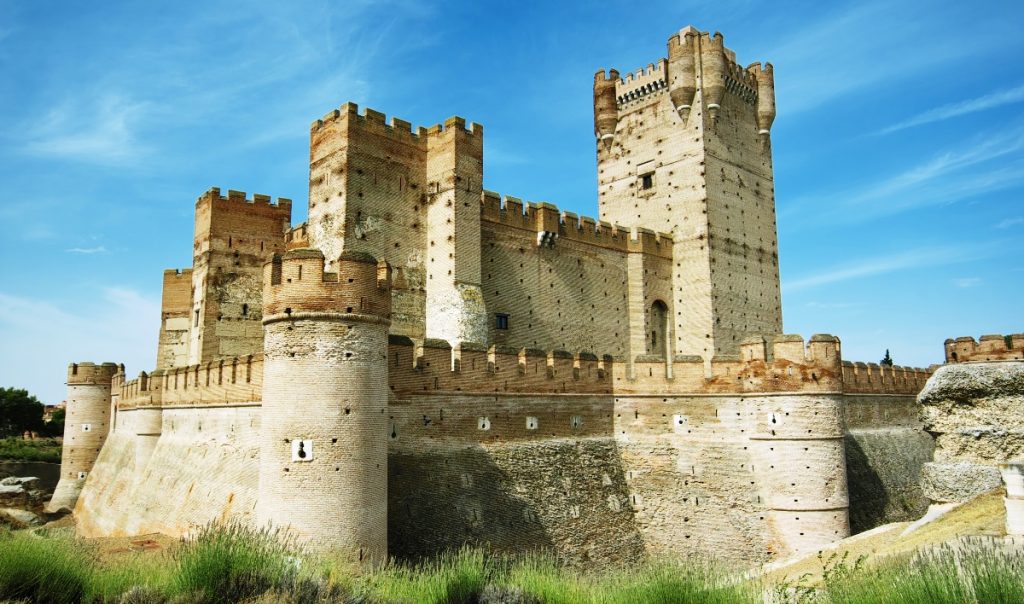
[748,62,776,150]
[667,28,698,122]
[593,69,619,142]
[699,32,727,122]
[47,362,119,512]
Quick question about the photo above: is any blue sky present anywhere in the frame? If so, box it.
[1,0,1022,403]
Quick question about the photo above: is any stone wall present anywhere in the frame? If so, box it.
[75,405,261,538]
[843,394,933,533]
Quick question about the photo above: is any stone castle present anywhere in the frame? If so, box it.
[48,26,1021,566]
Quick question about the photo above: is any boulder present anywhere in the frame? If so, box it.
[920,461,1002,503]
[0,507,43,528]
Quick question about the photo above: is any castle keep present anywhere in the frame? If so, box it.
[52,27,955,566]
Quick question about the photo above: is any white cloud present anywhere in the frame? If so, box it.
[995,217,1024,229]
[781,127,1024,226]
[877,83,1024,135]
[766,4,1007,114]
[784,245,991,293]
[25,95,154,166]
[953,277,981,288]
[0,287,159,403]
[66,246,107,254]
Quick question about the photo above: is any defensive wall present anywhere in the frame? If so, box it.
[944,334,1024,363]
[73,331,930,565]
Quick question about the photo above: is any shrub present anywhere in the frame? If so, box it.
[0,529,92,604]
[168,522,304,603]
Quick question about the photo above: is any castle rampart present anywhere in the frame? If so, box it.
[944,333,1024,363]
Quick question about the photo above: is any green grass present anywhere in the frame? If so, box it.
[0,525,1022,603]
[0,437,62,462]
[0,438,61,466]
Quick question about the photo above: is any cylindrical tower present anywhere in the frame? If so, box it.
[47,362,118,512]
[667,28,697,120]
[593,69,619,142]
[699,32,727,122]
[752,395,850,558]
[749,62,776,149]
[257,248,391,562]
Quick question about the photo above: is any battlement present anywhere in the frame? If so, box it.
[615,59,668,107]
[197,187,292,213]
[67,362,120,385]
[263,248,391,321]
[944,334,1024,363]
[840,362,933,395]
[119,355,263,409]
[389,338,614,395]
[480,190,672,257]
[310,102,482,141]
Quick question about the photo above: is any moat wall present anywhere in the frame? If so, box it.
[73,389,889,566]
[843,394,933,533]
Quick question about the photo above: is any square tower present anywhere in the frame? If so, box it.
[595,26,782,360]
[186,188,291,365]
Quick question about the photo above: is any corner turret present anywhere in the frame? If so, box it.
[667,27,698,122]
[593,69,619,141]
[256,248,391,561]
[698,32,727,123]
[47,362,119,512]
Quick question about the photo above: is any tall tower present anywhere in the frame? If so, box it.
[595,26,782,361]
[307,104,487,345]
[47,362,119,512]
[256,248,391,561]
[187,188,291,365]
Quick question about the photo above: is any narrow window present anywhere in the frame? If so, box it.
[495,313,509,330]
[640,172,654,190]
[194,309,200,326]
[241,303,249,317]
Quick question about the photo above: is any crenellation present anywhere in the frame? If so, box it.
[944,333,1024,363]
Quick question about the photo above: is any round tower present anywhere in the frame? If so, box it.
[256,248,391,562]
[47,362,119,512]
[593,69,619,142]
[667,28,697,120]
[753,394,850,558]
[699,32,727,122]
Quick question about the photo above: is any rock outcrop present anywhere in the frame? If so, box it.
[919,361,1024,502]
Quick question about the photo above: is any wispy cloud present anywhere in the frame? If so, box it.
[805,301,861,309]
[784,245,992,292]
[25,95,153,166]
[995,217,1023,229]
[953,277,981,288]
[0,287,160,403]
[66,246,107,254]
[766,3,1010,114]
[877,83,1024,135]
[781,126,1024,227]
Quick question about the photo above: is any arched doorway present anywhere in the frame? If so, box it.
[649,300,669,357]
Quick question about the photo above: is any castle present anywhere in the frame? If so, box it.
[50,26,1004,566]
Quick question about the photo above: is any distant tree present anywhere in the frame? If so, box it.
[0,388,44,437]
[880,349,894,366]
[43,407,66,437]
